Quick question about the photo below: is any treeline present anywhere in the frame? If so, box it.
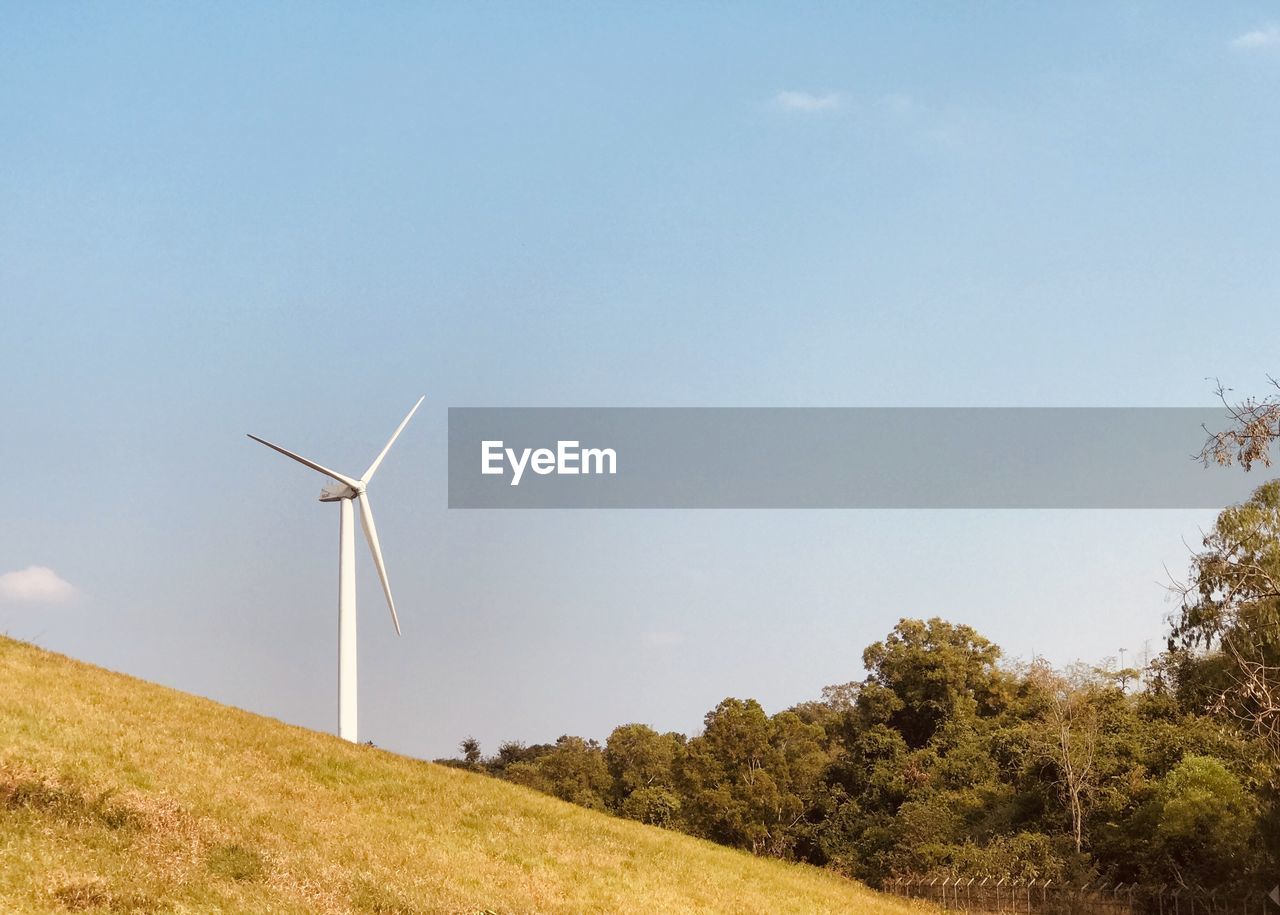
[440,481,1280,894]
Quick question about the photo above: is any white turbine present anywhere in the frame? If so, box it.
[248,395,424,743]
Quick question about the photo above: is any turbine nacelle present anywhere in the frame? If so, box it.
[320,481,363,502]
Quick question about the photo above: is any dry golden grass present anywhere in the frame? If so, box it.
[0,636,927,914]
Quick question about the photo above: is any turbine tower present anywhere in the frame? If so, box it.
[248,395,424,743]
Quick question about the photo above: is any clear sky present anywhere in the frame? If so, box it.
[2,4,1279,759]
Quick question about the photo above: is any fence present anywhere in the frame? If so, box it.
[883,877,1273,915]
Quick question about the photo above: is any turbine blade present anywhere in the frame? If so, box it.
[247,434,360,489]
[362,395,425,483]
[357,493,401,635]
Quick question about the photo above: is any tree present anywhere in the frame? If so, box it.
[604,721,686,829]
[1198,376,1280,473]
[1140,755,1258,887]
[491,739,555,774]
[459,736,482,766]
[535,736,612,810]
[1171,479,1280,761]
[819,681,860,713]
[1190,379,1280,762]
[860,618,1007,748]
[604,724,681,801]
[679,698,782,853]
[604,723,684,826]
[676,698,826,856]
[1026,662,1101,854]
[619,787,682,827]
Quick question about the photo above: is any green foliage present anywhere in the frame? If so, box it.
[605,724,681,800]
[678,698,789,854]
[860,618,1008,748]
[1140,756,1258,886]
[460,737,482,766]
[1172,480,1280,763]
[461,613,1275,893]
[620,787,682,827]
[443,485,1280,893]
[500,736,612,811]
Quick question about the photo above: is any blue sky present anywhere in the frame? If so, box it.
[2,4,1279,758]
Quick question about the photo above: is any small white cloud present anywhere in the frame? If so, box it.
[1230,24,1280,49]
[0,566,78,604]
[773,90,844,113]
[642,630,685,647]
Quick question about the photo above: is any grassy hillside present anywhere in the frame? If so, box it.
[0,637,922,914]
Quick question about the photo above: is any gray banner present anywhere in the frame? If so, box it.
[447,408,1272,509]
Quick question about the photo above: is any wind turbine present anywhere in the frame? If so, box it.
[248,395,424,743]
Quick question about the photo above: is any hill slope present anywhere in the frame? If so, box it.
[0,637,920,914]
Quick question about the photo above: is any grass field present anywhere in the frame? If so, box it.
[0,636,924,914]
